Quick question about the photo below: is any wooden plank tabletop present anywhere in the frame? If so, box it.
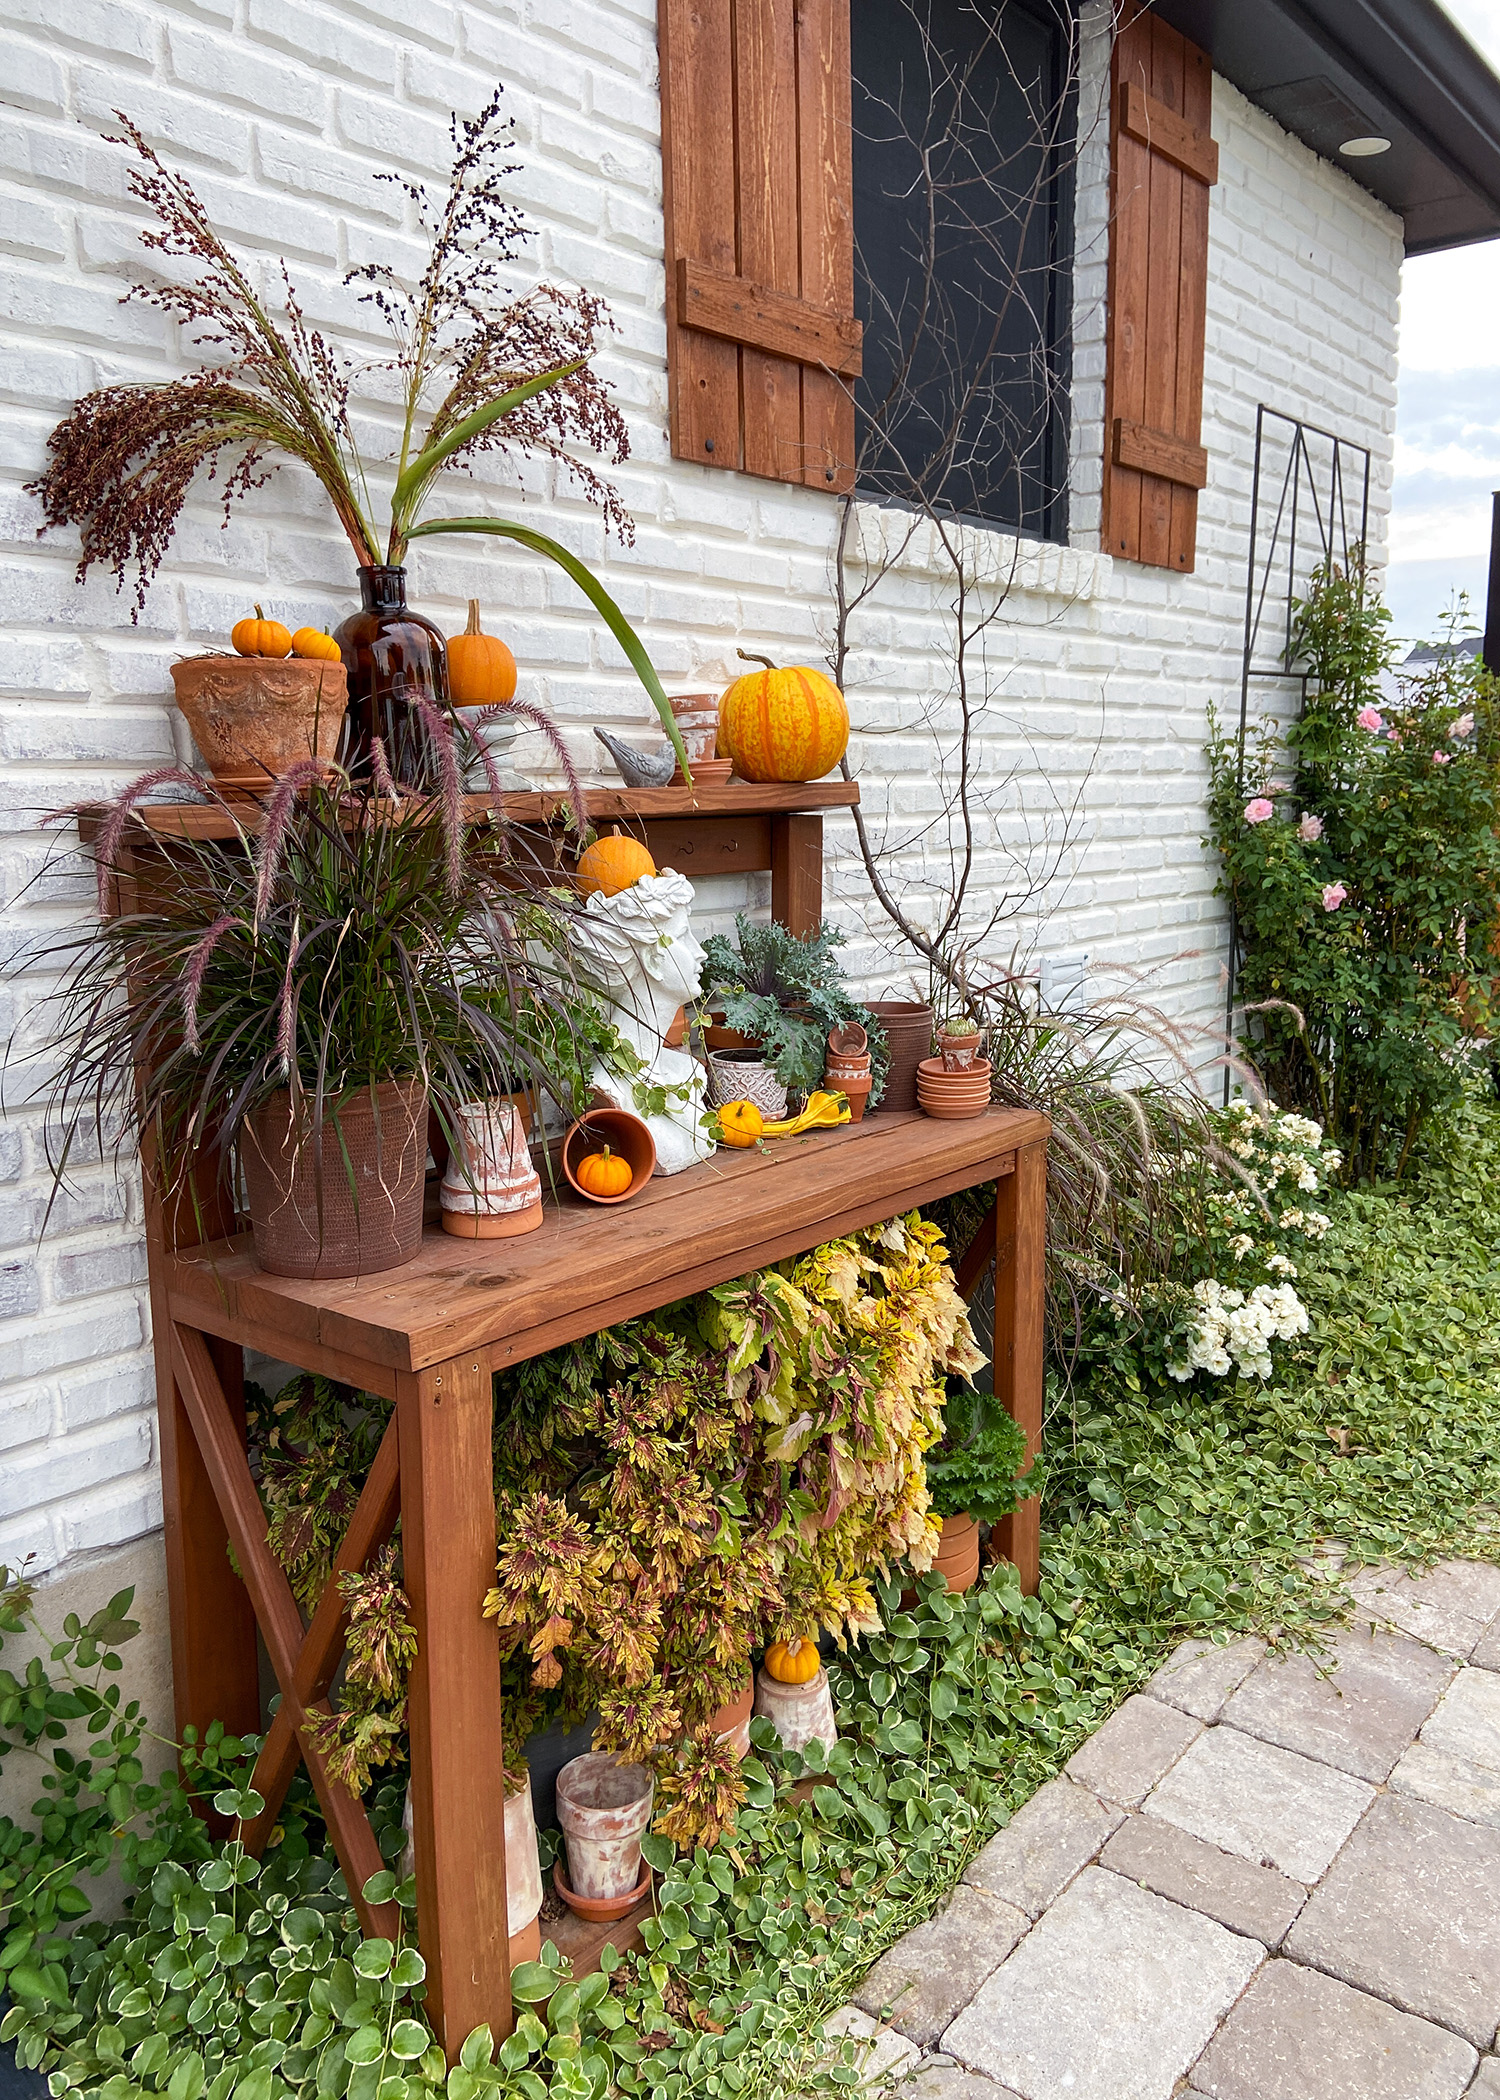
[94,778,861,842]
[168,1106,1046,1381]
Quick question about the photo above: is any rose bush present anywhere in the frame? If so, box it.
[1208,563,1500,1180]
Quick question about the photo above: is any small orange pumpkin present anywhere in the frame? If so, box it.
[764,1637,821,1685]
[719,654,849,783]
[716,1100,763,1148]
[576,830,656,899]
[574,1145,633,1198]
[448,599,517,706]
[231,605,293,659]
[290,626,341,663]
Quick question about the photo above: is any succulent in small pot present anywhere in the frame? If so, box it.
[937,1021,984,1072]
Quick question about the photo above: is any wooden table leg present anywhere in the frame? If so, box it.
[156,1329,261,1754]
[991,1138,1046,1594]
[770,812,823,936]
[398,1355,511,2059]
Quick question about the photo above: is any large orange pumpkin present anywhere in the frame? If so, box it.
[448,599,517,707]
[719,655,849,783]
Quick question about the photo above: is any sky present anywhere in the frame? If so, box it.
[1387,0,1500,644]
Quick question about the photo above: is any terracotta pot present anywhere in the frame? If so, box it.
[171,655,347,793]
[707,1049,788,1120]
[828,1022,868,1060]
[240,1079,426,1279]
[836,1072,873,1123]
[932,1512,981,1593]
[665,1005,688,1049]
[825,1053,872,1087]
[674,754,734,786]
[709,1672,756,1760]
[564,1108,656,1202]
[703,1022,753,1053]
[937,1028,984,1073]
[556,1753,654,1904]
[439,1097,542,1239]
[867,1001,935,1112]
[509,1918,542,1965]
[753,1663,838,1753]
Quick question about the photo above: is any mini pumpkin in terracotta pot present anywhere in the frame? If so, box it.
[172,610,348,794]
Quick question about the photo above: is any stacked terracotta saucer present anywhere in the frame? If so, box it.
[916,1055,992,1120]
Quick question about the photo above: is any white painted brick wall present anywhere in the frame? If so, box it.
[0,0,1400,1573]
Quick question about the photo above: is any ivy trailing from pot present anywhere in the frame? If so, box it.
[25,97,691,782]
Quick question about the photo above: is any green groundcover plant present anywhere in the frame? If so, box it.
[6,1093,1500,2100]
[1208,562,1500,1181]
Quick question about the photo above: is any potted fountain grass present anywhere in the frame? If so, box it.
[19,740,601,1280]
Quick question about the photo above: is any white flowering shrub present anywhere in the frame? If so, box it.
[1163,1100,1337,1384]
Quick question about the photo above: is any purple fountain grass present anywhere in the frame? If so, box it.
[503,696,586,834]
[181,913,237,1054]
[409,691,465,897]
[254,757,336,924]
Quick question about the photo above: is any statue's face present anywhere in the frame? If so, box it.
[581,869,705,1002]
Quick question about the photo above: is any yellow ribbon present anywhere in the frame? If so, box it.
[758,1090,852,1137]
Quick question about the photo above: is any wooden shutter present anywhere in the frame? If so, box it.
[659,0,859,491]
[1103,6,1218,572]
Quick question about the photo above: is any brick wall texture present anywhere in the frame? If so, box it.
[0,0,1401,1572]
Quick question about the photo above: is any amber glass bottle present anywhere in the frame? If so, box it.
[334,566,452,787]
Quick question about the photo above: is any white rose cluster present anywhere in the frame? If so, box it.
[1168,1278,1310,1383]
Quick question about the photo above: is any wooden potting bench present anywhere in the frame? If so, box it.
[113,780,1048,2059]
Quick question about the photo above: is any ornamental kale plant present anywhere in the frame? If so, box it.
[700,918,888,1099]
[1208,562,1500,1180]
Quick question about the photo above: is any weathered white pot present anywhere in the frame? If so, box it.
[555,1753,654,1902]
[400,1777,542,1933]
[753,1664,838,1753]
[440,1097,542,1238]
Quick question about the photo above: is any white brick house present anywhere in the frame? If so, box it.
[1,0,1497,1719]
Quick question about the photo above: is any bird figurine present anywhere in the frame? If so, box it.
[594,726,677,788]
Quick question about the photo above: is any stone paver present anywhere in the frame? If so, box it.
[1350,1563,1500,1660]
[1063,1692,1202,1807]
[1475,1618,1500,1673]
[942,1867,1263,2100]
[853,1888,1028,2048]
[1188,1958,1477,2100]
[1144,1724,1373,1882]
[1100,1811,1306,1948]
[962,1777,1123,1919]
[1466,2061,1500,2096]
[1390,1666,1500,1829]
[1286,1792,1500,2050]
[897,2062,1023,2099]
[825,2007,923,2091]
[1222,1624,1454,1782]
[1147,1635,1266,1721]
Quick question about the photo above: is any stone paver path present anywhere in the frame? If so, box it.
[838,1557,1500,2100]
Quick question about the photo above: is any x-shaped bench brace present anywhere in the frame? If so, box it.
[168,1321,400,1941]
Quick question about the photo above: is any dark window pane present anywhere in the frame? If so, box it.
[852,0,1075,540]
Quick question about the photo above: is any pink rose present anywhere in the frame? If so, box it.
[1297,812,1323,842]
[1451,713,1474,740]
[1356,706,1383,733]
[1267,780,1290,793]
[1322,882,1348,912]
[1243,798,1275,825]
[1432,750,1451,766]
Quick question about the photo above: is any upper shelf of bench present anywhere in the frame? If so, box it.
[103,779,861,841]
[167,1105,1046,1387]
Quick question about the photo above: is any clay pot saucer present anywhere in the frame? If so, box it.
[552,1858,652,1922]
[674,755,734,787]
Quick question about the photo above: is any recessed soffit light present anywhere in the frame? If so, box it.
[1340,135,1392,156]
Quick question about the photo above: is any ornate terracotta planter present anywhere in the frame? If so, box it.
[171,655,347,793]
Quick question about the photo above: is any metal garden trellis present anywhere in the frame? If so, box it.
[1223,403,1374,1097]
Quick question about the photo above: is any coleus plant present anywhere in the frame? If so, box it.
[27,97,690,776]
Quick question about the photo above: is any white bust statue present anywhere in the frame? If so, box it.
[576,868,714,1175]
